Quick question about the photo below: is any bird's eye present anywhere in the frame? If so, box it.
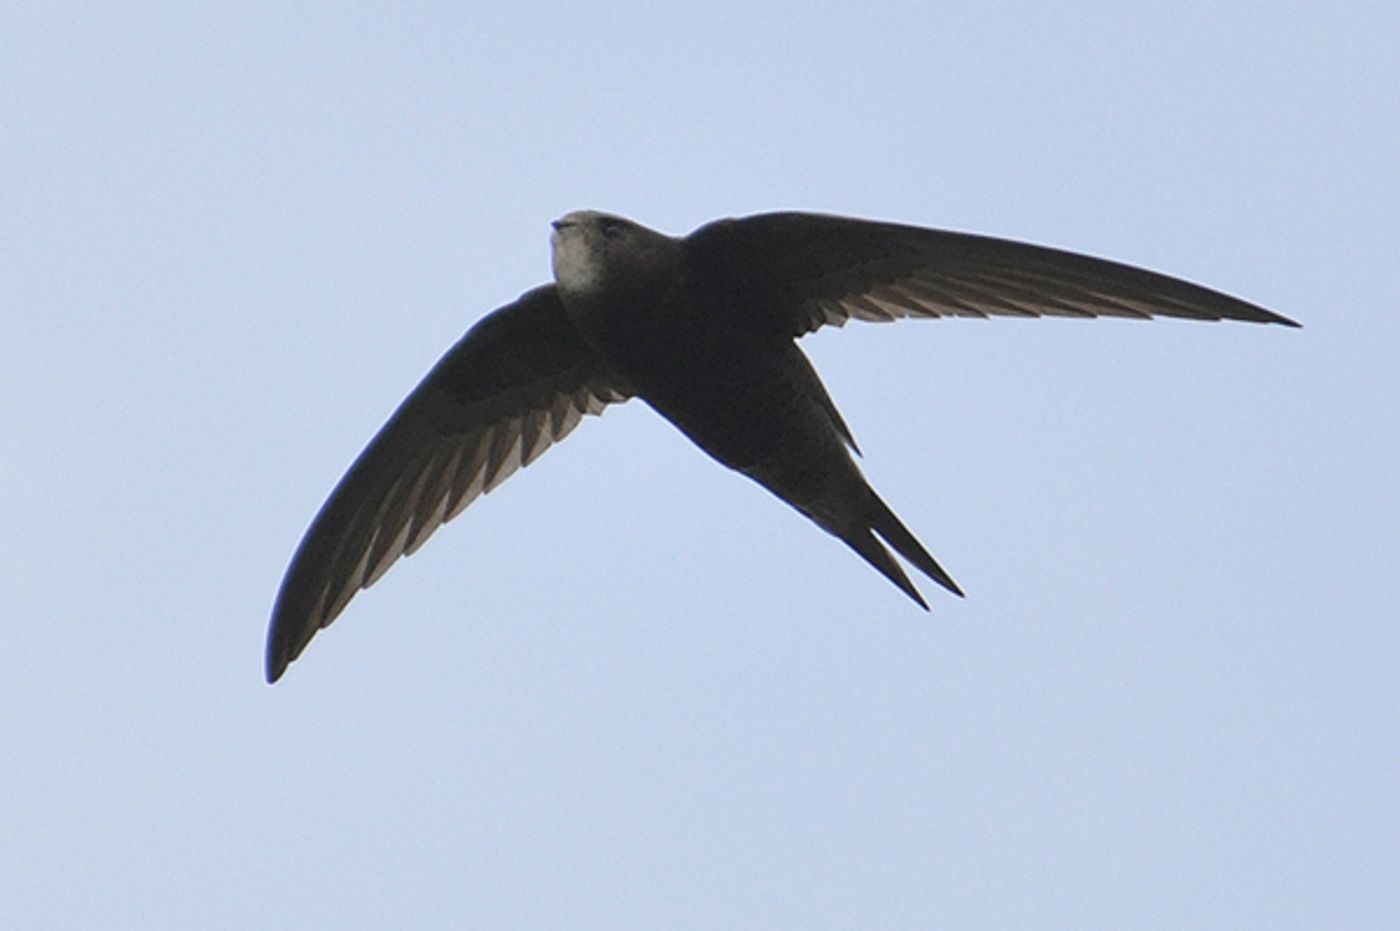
[599,219,624,239]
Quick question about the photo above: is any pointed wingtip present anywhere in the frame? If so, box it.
[265,652,286,685]
[264,630,294,684]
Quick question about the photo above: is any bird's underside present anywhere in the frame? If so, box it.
[265,210,1297,682]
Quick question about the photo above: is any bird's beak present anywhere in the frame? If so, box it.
[551,218,575,232]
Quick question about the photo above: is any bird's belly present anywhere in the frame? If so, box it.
[631,346,842,482]
[563,293,844,479]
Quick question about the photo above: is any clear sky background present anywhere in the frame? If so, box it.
[4,3,1397,928]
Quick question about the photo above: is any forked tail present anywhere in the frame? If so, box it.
[835,489,964,608]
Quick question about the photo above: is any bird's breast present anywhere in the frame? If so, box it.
[560,285,705,379]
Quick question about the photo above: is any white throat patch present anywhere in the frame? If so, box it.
[550,222,607,297]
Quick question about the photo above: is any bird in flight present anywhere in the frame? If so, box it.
[266,211,1297,681]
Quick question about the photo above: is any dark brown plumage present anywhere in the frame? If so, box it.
[266,211,1296,681]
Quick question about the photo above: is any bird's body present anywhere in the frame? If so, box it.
[266,210,1297,682]
[550,212,959,608]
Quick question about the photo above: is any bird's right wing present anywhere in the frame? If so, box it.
[684,212,1299,337]
[266,285,628,682]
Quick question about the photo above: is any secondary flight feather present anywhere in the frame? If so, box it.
[266,211,1297,682]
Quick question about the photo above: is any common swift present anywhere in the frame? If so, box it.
[266,211,1297,681]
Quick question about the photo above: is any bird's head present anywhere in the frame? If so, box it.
[550,211,678,301]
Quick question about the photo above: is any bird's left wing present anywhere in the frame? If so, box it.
[684,212,1299,336]
[266,285,628,682]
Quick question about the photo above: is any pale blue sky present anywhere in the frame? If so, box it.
[3,3,1397,928]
